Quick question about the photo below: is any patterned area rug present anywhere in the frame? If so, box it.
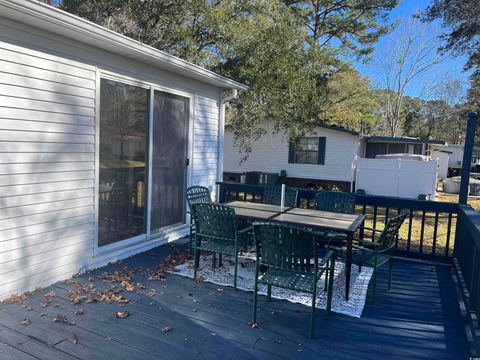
[170,253,373,318]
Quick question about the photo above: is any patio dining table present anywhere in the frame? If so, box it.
[226,200,366,301]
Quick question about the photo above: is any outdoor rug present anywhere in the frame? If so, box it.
[170,253,373,318]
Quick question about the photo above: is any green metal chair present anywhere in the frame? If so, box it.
[314,191,356,245]
[262,185,298,208]
[191,202,251,289]
[186,186,212,253]
[315,191,355,214]
[252,222,335,338]
[332,212,408,304]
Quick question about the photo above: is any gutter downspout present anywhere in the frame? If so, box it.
[217,89,238,201]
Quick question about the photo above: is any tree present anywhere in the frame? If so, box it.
[375,18,440,136]
[421,0,480,110]
[55,0,396,154]
[320,69,380,132]
[283,0,398,59]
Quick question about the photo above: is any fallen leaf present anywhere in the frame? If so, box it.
[195,276,205,283]
[3,293,27,305]
[21,319,31,325]
[75,309,84,315]
[271,339,283,344]
[105,337,112,341]
[217,288,224,293]
[162,326,173,333]
[71,335,78,345]
[46,291,56,298]
[115,311,129,319]
[53,314,67,323]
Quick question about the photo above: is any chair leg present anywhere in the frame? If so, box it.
[326,257,335,317]
[388,258,394,291]
[193,246,199,282]
[253,276,258,323]
[218,253,222,267]
[267,284,272,301]
[309,279,318,339]
[358,263,362,273]
[189,218,193,254]
[233,253,238,290]
[212,252,216,269]
[324,267,329,291]
[371,269,377,304]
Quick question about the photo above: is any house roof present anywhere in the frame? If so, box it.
[365,136,446,145]
[0,0,248,91]
[317,124,360,136]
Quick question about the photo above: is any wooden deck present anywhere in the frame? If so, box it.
[0,243,470,360]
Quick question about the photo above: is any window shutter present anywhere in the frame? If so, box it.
[318,137,326,165]
[288,142,295,163]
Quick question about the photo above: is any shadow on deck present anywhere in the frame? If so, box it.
[0,244,470,360]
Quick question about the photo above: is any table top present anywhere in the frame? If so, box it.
[226,201,365,233]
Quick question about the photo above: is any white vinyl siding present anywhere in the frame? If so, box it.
[224,125,359,183]
[0,16,222,297]
[0,40,96,297]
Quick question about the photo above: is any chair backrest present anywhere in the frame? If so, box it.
[376,212,408,251]
[186,186,212,211]
[315,191,355,214]
[253,222,316,274]
[191,203,237,241]
[262,185,298,208]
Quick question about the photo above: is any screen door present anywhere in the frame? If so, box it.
[150,90,189,232]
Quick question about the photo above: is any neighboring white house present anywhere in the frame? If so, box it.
[441,144,480,170]
[224,124,362,190]
[0,0,246,298]
[224,125,448,190]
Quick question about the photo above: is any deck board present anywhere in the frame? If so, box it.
[0,243,470,359]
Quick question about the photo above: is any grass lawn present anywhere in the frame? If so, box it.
[359,192,480,257]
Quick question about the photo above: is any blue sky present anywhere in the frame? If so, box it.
[354,0,472,100]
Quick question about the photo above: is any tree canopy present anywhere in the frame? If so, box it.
[54,0,397,152]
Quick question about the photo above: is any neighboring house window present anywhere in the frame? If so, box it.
[288,137,326,165]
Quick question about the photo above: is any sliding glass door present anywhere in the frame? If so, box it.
[150,90,189,232]
[98,78,189,247]
[98,79,149,247]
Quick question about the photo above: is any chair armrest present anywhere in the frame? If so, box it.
[319,250,335,267]
[354,238,381,248]
[360,226,383,233]
[238,226,253,234]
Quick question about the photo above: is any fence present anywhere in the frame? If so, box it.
[216,182,458,260]
[355,158,438,199]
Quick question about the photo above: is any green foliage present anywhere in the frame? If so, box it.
[284,0,398,59]
[56,0,395,153]
[422,0,480,110]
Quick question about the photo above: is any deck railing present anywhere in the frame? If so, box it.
[216,182,458,260]
[455,205,480,322]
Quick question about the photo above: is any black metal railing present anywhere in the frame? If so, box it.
[455,205,480,319]
[217,182,458,260]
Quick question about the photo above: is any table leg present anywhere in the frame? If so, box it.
[345,231,353,301]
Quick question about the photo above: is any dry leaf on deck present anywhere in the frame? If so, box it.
[21,319,31,325]
[161,326,172,333]
[115,311,129,319]
[53,314,67,323]
[71,335,78,344]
